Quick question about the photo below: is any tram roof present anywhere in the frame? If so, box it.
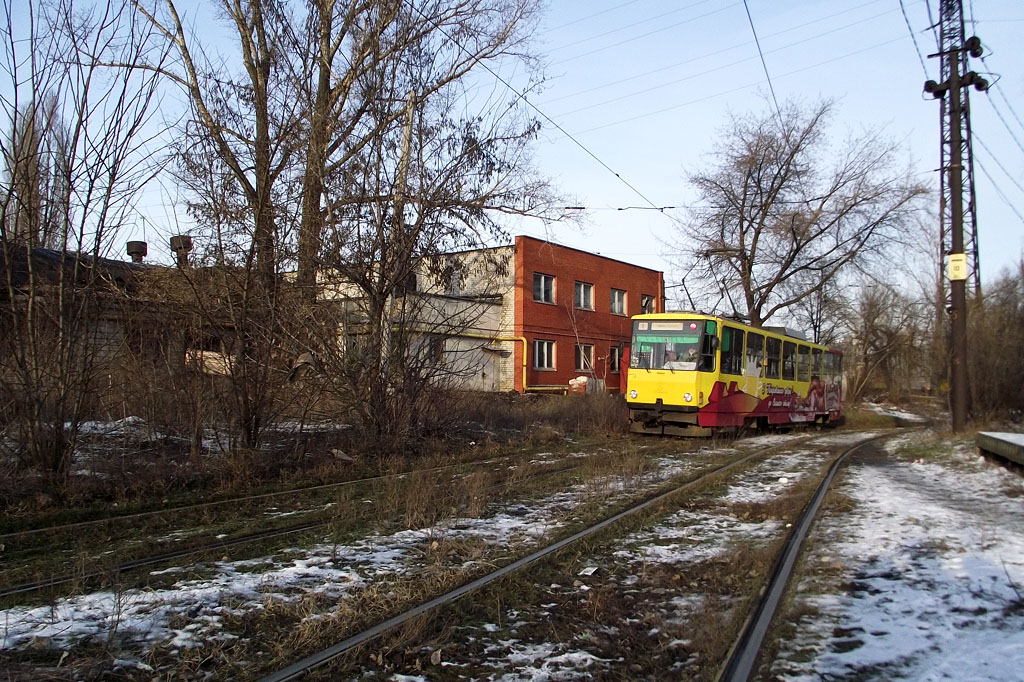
[631,311,841,351]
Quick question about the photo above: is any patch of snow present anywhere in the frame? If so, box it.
[810,430,880,445]
[721,450,824,504]
[862,402,928,422]
[771,438,1024,681]
[979,431,1024,448]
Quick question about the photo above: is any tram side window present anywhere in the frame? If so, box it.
[721,326,744,376]
[798,345,810,382]
[765,336,781,379]
[782,341,796,380]
[746,333,764,377]
[812,348,823,378]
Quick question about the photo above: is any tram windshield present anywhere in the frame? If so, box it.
[631,319,705,370]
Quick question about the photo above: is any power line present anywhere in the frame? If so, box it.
[554,53,758,118]
[898,0,929,77]
[539,0,649,35]
[742,0,781,120]
[543,0,892,107]
[401,0,665,213]
[973,133,1024,196]
[975,159,1024,228]
[573,34,905,135]
[964,0,1024,151]
[553,2,741,66]
[546,0,720,54]
[549,8,900,119]
[540,1,892,109]
[978,58,1024,153]
[980,93,1024,155]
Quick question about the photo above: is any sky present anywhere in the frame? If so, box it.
[505,0,1024,291]
[105,0,1024,291]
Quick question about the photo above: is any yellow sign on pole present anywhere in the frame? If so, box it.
[948,253,968,281]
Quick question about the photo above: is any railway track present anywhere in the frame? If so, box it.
[715,431,907,681]
[0,457,593,600]
[256,431,887,682]
[2,428,897,681]
[0,438,638,581]
[1,442,623,542]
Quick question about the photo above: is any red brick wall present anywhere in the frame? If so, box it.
[513,235,664,392]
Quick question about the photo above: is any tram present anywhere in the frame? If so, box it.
[625,312,842,436]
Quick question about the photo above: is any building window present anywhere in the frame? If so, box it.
[428,336,445,364]
[641,293,655,314]
[575,343,594,371]
[396,271,417,296]
[534,339,554,369]
[609,345,621,373]
[533,272,555,303]
[610,288,626,315]
[575,281,594,310]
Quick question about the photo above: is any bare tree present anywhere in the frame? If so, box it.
[315,71,562,441]
[841,284,930,402]
[677,100,927,327]
[130,0,562,447]
[2,96,71,248]
[779,273,844,345]
[0,0,168,490]
[968,260,1024,417]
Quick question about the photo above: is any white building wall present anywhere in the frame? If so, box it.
[314,245,520,392]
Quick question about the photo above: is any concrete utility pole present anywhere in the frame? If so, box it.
[923,0,988,432]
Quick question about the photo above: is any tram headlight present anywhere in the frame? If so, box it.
[629,390,638,399]
[684,392,693,402]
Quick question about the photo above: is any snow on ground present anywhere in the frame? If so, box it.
[721,449,827,504]
[863,402,930,423]
[810,430,881,446]
[771,437,1024,681]
[0,502,570,653]
[456,438,827,679]
[0,438,746,660]
[979,431,1024,448]
[13,426,1012,681]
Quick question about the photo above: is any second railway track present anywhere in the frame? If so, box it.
[1,428,906,681]
[256,430,902,681]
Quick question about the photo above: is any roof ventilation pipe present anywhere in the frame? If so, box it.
[126,241,147,263]
[170,235,193,268]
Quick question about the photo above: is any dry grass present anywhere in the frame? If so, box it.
[2,390,631,524]
[841,404,907,429]
[3,398,865,679]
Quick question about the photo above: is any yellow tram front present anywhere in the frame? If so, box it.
[626,314,723,436]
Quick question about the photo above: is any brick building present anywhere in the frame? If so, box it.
[400,235,663,393]
[510,236,664,392]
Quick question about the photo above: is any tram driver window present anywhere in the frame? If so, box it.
[699,320,717,372]
[746,333,764,377]
[812,348,823,378]
[765,337,781,379]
